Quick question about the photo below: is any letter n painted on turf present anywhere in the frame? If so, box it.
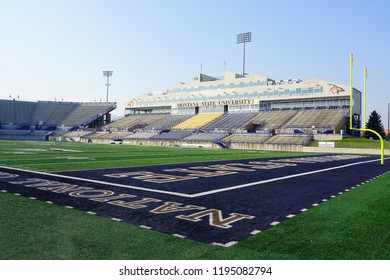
[150,202,205,214]
[177,209,255,229]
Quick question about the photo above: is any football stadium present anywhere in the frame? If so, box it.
[0,68,390,260]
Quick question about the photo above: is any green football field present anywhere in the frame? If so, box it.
[1,140,389,260]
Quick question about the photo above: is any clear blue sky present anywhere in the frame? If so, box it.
[1,0,389,128]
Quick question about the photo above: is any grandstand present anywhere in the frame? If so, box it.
[0,100,116,130]
[113,71,361,149]
[0,70,362,150]
[0,99,116,141]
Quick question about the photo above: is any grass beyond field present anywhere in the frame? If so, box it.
[1,140,389,259]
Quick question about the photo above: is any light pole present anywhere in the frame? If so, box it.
[237,32,251,76]
[103,71,113,102]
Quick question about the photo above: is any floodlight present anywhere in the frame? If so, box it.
[103,71,113,102]
[103,71,113,77]
[237,32,252,76]
[237,32,251,44]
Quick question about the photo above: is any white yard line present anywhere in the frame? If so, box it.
[189,157,389,198]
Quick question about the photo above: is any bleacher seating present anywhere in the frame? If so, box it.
[0,129,50,141]
[81,131,132,140]
[104,114,166,131]
[221,133,272,144]
[104,115,145,130]
[202,112,258,131]
[125,131,159,140]
[151,130,193,141]
[283,107,349,130]
[248,109,299,130]
[172,113,223,130]
[144,114,193,130]
[183,132,227,142]
[61,103,114,127]
[0,99,115,128]
[1,99,346,148]
[265,134,313,145]
[63,130,94,138]
[81,132,109,139]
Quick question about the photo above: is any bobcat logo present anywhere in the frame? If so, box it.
[330,85,345,94]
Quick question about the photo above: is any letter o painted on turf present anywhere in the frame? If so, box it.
[69,190,115,198]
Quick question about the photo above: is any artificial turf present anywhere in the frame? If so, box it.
[0,140,389,259]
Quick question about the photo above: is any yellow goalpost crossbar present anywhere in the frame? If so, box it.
[349,53,384,164]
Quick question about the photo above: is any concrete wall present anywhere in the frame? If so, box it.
[303,146,390,156]
[313,134,344,141]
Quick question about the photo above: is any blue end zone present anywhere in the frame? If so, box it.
[1,154,389,246]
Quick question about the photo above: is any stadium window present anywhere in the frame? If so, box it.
[308,87,313,94]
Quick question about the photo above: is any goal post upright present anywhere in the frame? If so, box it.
[349,53,384,164]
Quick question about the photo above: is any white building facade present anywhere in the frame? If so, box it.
[125,71,361,127]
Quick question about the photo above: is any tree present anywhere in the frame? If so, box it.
[364,110,386,139]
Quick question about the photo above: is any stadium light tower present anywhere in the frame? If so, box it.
[103,71,113,102]
[237,32,252,76]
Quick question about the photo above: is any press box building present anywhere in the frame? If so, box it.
[125,71,361,131]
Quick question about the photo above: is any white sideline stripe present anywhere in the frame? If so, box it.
[140,225,152,230]
[212,241,237,247]
[172,234,186,239]
[0,165,194,198]
[1,156,389,199]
